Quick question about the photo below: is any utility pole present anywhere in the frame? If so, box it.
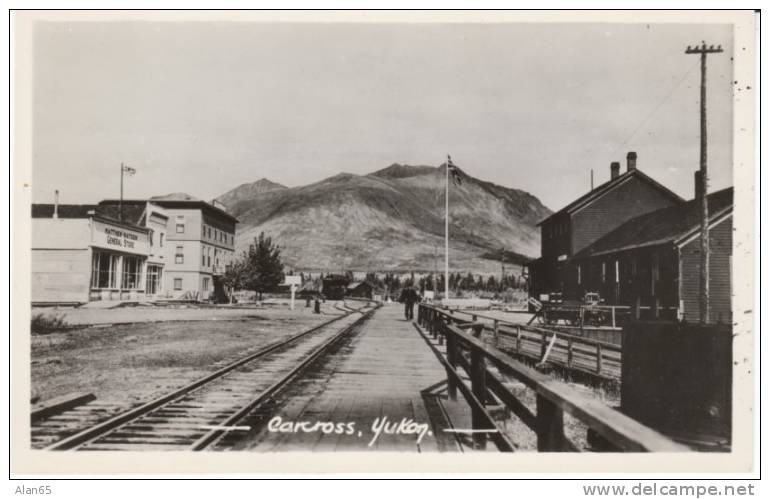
[444,157,450,300]
[120,162,124,221]
[686,41,723,324]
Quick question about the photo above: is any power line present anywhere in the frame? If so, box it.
[608,59,700,158]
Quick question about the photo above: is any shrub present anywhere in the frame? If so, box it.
[31,313,69,334]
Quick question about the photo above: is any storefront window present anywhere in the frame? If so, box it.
[91,252,118,289]
[122,256,143,289]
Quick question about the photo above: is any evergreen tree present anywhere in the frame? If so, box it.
[244,232,284,301]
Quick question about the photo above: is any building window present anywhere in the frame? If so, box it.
[121,256,143,289]
[175,246,184,264]
[207,247,211,267]
[615,260,620,283]
[159,233,164,247]
[146,265,163,294]
[202,246,206,266]
[174,278,183,290]
[149,229,154,247]
[577,265,582,285]
[91,251,118,289]
[202,277,209,291]
[176,223,185,233]
[651,253,660,296]
[601,262,606,283]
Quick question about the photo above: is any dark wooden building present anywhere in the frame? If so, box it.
[528,152,684,300]
[571,186,733,324]
[346,281,374,299]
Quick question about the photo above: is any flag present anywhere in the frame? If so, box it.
[122,165,136,176]
[447,155,462,185]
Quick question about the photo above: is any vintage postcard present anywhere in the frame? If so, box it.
[10,10,757,475]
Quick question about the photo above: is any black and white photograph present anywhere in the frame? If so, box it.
[9,9,757,476]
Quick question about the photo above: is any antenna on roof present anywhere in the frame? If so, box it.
[590,170,594,190]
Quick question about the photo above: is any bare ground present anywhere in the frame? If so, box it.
[30,303,345,407]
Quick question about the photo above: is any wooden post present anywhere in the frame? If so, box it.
[611,307,616,328]
[470,347,487,450]
[596,343,603,375]
[516,326,522,353]
[653,297,660,319]
[446,327,457,401]
[579,306,585,335]
[567,337,574,368]
[536,394,567,451]
[633,296,641,320]
[493,319,500,347]
[438,318,445,346]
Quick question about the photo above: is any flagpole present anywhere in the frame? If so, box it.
[120,162,124,221]
[444,155,450,300]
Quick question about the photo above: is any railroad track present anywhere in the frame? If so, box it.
[43,301,377,451]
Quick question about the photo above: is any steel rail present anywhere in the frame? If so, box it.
[45,303,373,451]
[190,304,378,450]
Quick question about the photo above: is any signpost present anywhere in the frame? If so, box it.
[283,275,302,310]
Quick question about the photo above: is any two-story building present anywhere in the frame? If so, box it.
[99,193,238,301]
[528,152,684,300]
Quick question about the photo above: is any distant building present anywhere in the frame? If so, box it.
[528,152,684,300]
[346,281,374,299]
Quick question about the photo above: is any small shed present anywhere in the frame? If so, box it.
[346,281,374,299]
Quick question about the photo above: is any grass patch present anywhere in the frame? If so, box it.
[31,313,70,335]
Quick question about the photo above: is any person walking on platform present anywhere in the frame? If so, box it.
[398,286,421,321]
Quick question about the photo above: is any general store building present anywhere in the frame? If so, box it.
[31,203,152,304]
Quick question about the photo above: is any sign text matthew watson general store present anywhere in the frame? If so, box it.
[104,227,139,249]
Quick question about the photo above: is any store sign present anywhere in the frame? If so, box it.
[91,219,149,255]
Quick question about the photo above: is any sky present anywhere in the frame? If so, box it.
[31,21,735,209]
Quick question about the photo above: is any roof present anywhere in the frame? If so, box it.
[31,203,150,232]
[31,204,97,219]
[536,169,684,226]
[150,192,202,202]
[100,196,238,224]
[573,187,733,259]
[96,203,147,226]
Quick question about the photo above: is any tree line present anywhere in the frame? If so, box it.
[219,232,528,302]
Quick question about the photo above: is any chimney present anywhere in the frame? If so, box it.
[610,162,620,180]
[694,170,705,199]
[626,151,637,171]
[53,190,59,219]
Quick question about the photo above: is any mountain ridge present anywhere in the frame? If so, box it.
[216,164,551,273]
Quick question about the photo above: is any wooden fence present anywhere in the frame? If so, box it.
[417,303,686,452]
[427,306,622,380]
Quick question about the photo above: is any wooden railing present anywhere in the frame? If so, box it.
[417,304,686,452]
[428,306,622,380]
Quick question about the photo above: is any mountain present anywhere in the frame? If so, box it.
[215,164,551,273]
[216,178,287,214]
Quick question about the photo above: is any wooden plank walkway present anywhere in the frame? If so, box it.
[229,304,467,452]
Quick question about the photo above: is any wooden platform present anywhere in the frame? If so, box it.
[231,304,468,452]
